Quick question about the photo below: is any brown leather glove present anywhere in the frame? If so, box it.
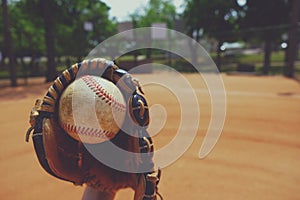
[26,58,162,200]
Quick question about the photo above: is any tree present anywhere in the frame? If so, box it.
[2,0,17,86]
[240,0,289,75]
[183,0,240,68]
[37,0,117,81]
[131,0,177,28]
[40,0,57,82]
[0,0,117,82]
[10,0,45,76]
[129,0,178,59]
[55,0,117,61]
[285,0,300,78]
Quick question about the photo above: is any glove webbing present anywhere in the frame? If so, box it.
[40,59,117,114]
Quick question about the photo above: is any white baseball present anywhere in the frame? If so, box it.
[58,75,126,144]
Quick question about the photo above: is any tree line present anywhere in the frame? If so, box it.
[1,0,299,86]
[183,0,299,76]
[1,0,117,85]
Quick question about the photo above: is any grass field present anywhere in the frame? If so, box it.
[1,50,299,80]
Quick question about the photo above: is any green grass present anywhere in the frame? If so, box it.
[216,50,300,75]
[0,50,299,80]
[0,62,47,79]
[234,51,286,63]
[0,70,10,78]
[234,53,263,63]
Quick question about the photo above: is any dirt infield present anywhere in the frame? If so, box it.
[0,73,299,200]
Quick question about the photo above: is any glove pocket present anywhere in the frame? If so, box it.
[43,117,85,185]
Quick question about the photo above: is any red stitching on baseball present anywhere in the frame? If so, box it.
[81,75,126,112]
[61,123,114,139]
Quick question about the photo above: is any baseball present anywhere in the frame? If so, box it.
[58,75,126,144]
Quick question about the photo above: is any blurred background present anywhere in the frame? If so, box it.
[1,0,299,86]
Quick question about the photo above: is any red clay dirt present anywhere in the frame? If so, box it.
[0,73,299,200]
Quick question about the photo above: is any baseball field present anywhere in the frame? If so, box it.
[0,72,299,200]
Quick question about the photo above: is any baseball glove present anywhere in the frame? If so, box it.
[25,58,162,200]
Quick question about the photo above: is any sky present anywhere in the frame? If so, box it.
[101,0,185,22]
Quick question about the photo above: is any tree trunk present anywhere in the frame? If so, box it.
[263,39,272,75]
[2,0,17,86]
[41,0,56,82]
[188,29,198,66]
[285,0,299,78]
[216,40,222,71]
